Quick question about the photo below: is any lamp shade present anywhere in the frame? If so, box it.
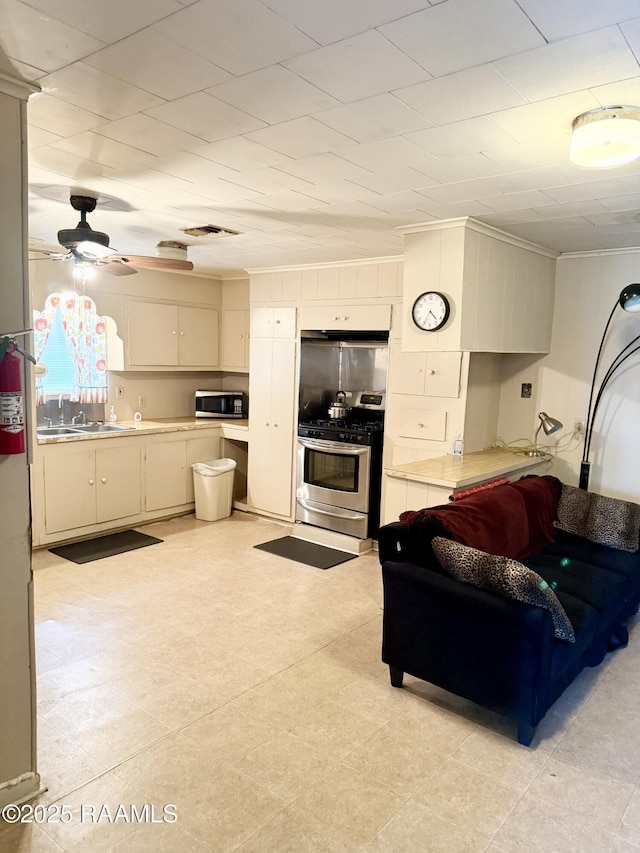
[538,411,562,436]
[570,106,640,168]
[620,283,640,313]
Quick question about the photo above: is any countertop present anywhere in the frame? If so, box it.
[36,417,249,444]
[385,446,549,490]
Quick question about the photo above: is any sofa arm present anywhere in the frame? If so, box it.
[382,560,557,739]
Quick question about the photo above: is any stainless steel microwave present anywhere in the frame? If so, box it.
[195,390,246,419]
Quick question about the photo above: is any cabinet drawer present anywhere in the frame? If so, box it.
[298,304,391,331]
[397,408,447,441]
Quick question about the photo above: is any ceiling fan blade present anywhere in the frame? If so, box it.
[110,255,194,271]
[100,260,138,276]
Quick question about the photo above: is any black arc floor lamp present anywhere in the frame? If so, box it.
[580,283,640,490]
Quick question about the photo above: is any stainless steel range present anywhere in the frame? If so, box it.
[296,391,385,540]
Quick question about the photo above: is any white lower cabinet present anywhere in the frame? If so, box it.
[144,434,221,511]
[44,444,142,534]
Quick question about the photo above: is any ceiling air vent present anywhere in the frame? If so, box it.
[181,224,241,239]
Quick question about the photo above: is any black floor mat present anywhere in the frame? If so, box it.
[49,530,163,564]
[254,536,356,569]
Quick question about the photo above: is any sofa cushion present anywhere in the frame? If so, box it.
[555,485,640,553]
[432,536,575,642]
[400,483,532,560]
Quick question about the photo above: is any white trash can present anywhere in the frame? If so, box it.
[192,458,237,521]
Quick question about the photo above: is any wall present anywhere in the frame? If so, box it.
[29,259,248,420]
[496,249,640,500]
[0,83,42,806]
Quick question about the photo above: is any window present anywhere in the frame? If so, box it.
[34,293,108,405]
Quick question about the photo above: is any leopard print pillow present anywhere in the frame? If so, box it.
[555,484,640,553]
[432,536,575,642]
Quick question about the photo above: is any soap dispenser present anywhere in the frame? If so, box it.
[108,405,117,423]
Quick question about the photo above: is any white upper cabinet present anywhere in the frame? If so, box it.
[297,304,391,332]
[251,306,296,339]
[127,301,220,368]
[400,218,557,354]
[221,309,250,370]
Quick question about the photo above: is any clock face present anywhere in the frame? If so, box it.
[412,291,450,331]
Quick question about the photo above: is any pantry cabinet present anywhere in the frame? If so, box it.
[44,444,141,534]
[127,301,219,368]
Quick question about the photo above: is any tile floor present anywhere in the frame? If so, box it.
[2,511,640,851]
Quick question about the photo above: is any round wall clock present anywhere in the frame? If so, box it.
[411,291,451,331]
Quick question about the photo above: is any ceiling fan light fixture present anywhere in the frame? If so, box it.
[75,239,113,259]
[570,106,640,168]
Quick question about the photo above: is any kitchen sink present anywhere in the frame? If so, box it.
[73,423,134,433]
[36,426,83,436]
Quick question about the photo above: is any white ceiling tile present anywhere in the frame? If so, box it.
[51,133,159,168]
[206,66,339,125]
[145,93,265,143]
[152,0,317,76]
[221,166,316,195]
[415,179,502,204]
[405,117,517,157]
[274,153,372,183]
[337,137,439,173]
[260,0,429,45]
[543,178,627,204]
[20,0,183,43]
[283,31,430,103]
[349,166,439,195]
[1,1,105,73]
[483,167,572,193]
[301,181,382,205]
[479,190,556,212]
[29,146,114,180]
[480,137,572,172]
[495,28,640,102]
[417,198,500,218]
[531,200,609,219]
[516,0,640,41]
[28,127,63,149]
[93,114,205,156]
[357,190,434,214]
[28,93,105,136]
[315,94,431,144]
[85,30,230,100]
[621,19,640,65]
[394,65,527,125]
[596,193,640,211]
[190,138,291,171]
[245,117,355,159]
[249,190,328,213]
[380,0,544,76]
[590,75,640,108]
[150,152,242,184]
[40,64,165,121]
[416,153,507,184]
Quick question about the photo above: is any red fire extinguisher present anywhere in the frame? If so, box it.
[0,340,25,455]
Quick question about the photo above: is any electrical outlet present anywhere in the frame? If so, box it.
[521,383,532,398]
[116,386,125,399]
[574,418,584,434]
[137,395,146,408]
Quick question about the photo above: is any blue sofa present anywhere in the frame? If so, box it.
[377,475,640,745]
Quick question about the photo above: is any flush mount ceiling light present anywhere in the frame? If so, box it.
[570,106,640,167]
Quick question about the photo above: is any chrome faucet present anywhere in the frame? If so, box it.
[43,416,53,428]
[71,411,86,425]
[58,394,65,424]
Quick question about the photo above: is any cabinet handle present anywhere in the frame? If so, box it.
[101,477,107,484]
[273,423,278,428]
[426,369,435,375]
[88,479,94,485]
[239,334,244,338]
[172,330,177,335]
[276,319,281,324]
[180,331,185,336]
[333,315,340,321]
[417,423,424,428]
[265,422,270,426]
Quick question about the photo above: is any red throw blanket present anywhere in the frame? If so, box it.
[400,476,561,561]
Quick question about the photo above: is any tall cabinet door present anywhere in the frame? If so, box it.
[248,337,296,518]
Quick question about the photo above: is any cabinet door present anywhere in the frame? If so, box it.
[388,348,428,396]
[185,435,221,503]
[145,440,187,511]
[247,338,296,517]
[128,302,179,366]
[96,445,142,522]
[424,352,462,398]
[222,310,249,369]
[44,449,96,533]
[178,307,219,367]
[297,304,390,331]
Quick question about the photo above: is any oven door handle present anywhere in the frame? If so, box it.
[297,498,367,521]
[298,437,369,455]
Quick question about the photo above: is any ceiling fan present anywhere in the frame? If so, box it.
[34,194,194,276]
